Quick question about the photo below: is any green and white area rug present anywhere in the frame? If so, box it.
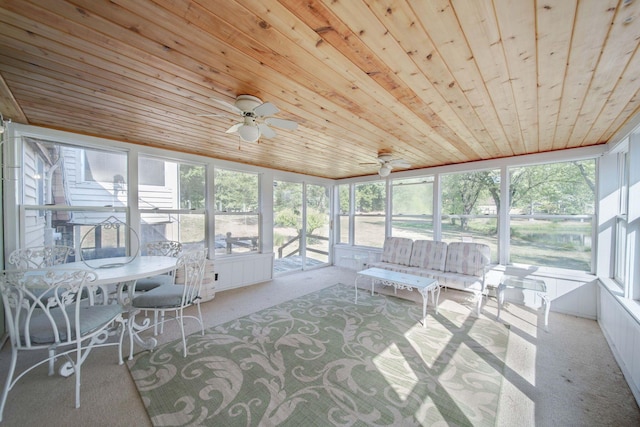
[128,284,509,426]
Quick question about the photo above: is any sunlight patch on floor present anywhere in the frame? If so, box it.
[373,342,418,402]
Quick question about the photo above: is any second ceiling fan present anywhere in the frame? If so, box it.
[209,95,298,142]
[362,153,411,177]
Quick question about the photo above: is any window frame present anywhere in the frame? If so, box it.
[138,155,207,251]
[213,167,261,256]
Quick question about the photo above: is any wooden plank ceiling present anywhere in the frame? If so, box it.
[1,0,639,179]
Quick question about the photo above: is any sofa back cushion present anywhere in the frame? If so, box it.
[444,242,491,276]
[410,240,448,270]
[380,237,413,266]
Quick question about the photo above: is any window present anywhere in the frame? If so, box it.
[336,184,350,244]
[391,176,434,240]
[83,150,127,183]
[354,182,386,247]
[508,160,595,271]
[441,170,499,262]
[214,169,260,255]
[305,183,331,265]
[614,150,629,284]
[21,139,128,251]
[138,156,206,251]
[35,157,45,217]
[139,157,165,186]
[273,180,302,261]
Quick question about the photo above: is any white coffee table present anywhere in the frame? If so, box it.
[497,275,551,330]
[355,267,440,328]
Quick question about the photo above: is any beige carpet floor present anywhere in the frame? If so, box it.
[0,266,638,426]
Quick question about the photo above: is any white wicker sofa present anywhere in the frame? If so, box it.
[368,237,491,314]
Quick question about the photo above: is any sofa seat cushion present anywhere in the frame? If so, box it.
[380,237,413,266]
[409,240,448,270]
[444,242,491,276]
[401,267,443,280]
[438,271,484,292]
[368,261,409,273]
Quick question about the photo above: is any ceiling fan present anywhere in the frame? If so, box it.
[203,95,298,142]
[361,153,411,177]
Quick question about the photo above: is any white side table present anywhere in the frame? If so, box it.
[341,253,369,271]
[497,275,551,330]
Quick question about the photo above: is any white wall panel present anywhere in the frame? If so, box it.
[598,283,640,405]
[214,253,274,292]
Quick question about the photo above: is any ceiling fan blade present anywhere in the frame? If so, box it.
[258,123,277,138]
[225,123,242,134]
[212,98,243,115]
[197,113,227,118]
[390,159,411,168]
[265,117,298,130]
[254,102,279,117]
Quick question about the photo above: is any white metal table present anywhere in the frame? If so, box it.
[497,275,551,330]
[355,267,440,328]
[55,255,177,304]
[50,255,178,355]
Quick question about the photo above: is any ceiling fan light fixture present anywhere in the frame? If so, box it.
[379,164,392,177]
[238,124,260,142]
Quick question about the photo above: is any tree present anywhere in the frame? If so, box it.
[179,164,205,209]
[442,171,494,230]
[440,160,595,233]
[214,169,259,212]
[355,182,385,213]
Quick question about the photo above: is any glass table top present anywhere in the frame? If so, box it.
[500,275,547,292]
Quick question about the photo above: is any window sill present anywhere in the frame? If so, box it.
[599,277,640,325]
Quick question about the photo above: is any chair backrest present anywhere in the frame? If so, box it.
[145,241,182,257]
[173,249,207,306]
[0,269,98,350]
[444,242,491,277]
[410,240,448,270]
[380,237,413,265]
[8,246,75,269]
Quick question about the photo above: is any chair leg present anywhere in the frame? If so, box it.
[48,348,56,376]
[178,309,187,357]
[117,316,126,365]
[196,302,204,336]
[75,343,82,409]
[153,311,159,336]
[128,311,136,361]
[0,347,18,423]
[159,310,166,335]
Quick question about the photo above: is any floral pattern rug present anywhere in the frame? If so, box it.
[128,283,509,426]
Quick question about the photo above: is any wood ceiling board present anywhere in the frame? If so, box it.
[536,0,576,153]
[552,0,618,149]
[0,72,26,123]
[312,0,490,160]
[452,0,527,156]
[406,0,510,158]
[280,0,471,162]
[567,0,640,148]
[587,47,640,145]
[1,0,639,179]
[494,0,539,154]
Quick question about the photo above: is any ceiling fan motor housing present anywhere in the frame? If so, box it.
[235,95,263,113]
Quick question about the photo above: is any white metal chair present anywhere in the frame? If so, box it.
[7,245,77,376]
[0,269,126,422]
[128,248,207,358]
[7,245,75,269]
[134,241,183,292]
